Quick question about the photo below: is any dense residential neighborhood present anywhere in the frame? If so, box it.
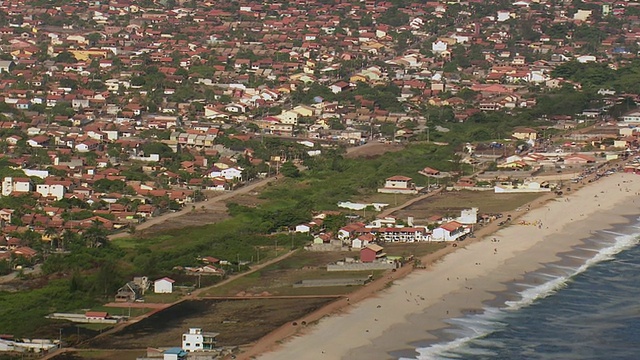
[2,0,640,358]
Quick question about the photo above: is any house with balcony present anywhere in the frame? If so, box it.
[431,221,468,241]
[376,226,430,242]
[182,328,218,352]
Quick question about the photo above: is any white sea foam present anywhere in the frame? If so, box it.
[413,232,640,360]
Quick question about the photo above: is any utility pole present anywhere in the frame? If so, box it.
[275,239,278,256]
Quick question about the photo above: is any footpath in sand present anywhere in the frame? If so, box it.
[256,172,640,360]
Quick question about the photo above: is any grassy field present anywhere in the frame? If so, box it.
[200,243,445,297]
[393,190,544,220]
[76,323,114,332]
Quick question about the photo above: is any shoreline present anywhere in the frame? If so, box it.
[392,212,640,359]
[254,172,640,360]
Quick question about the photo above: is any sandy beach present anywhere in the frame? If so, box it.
[256,172,640,360]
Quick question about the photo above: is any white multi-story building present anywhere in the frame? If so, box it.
[2,177,32,196]
[622,111,640,123]
[36,183,66,200]
[375,227,430,242]
[182,328,218,352]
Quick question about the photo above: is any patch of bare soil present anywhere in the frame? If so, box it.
[84,298,334,349]
[345,141,404,159]
[139,207,229,235]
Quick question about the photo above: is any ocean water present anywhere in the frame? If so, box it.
[403,219,640,360]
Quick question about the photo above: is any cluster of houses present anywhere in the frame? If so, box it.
[0,0,636,153]
[0,0,640,272]
[299,208,480,253]
[115,256,227,302]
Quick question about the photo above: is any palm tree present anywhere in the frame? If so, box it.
[83,220,108,248]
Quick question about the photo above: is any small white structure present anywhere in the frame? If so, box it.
[457,208,478,225]
[182,328,219,352]
[221,167,243,180]
[431,40,448,54]
[576,55,596,63]
[154,277,175,294]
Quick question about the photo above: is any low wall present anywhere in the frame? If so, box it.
[450,186,493,191]
[327,262,396,272]
[47,313,119,324]
[494,187,552,194]
[293,278,369,287]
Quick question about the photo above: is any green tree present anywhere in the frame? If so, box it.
[280,161,300,178]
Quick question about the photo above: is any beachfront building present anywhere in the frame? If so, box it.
[378,176,419,194]
[182,328,219,352]
[375,227,430,242]
[494,181,551,193]
[162,348,188,360]
[432,221,467,241]
[352,233,374,249]
[360,244,386,263]
[338,222,365,241]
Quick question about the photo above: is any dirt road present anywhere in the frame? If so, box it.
[0,264,41,285]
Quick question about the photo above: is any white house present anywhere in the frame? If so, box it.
[182,328,219,352]
[154,277,175,293]
[2,177,32,196]
[497,10,512,22]
[431,40,448,54]
[351,233,375,249]
[457,208,478,225]
[295,224,311,233]
[36,183,66,200]
[431,221,467,241]
[221,167,243,181]
[377,176,418,194]
[576,55,596,63]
